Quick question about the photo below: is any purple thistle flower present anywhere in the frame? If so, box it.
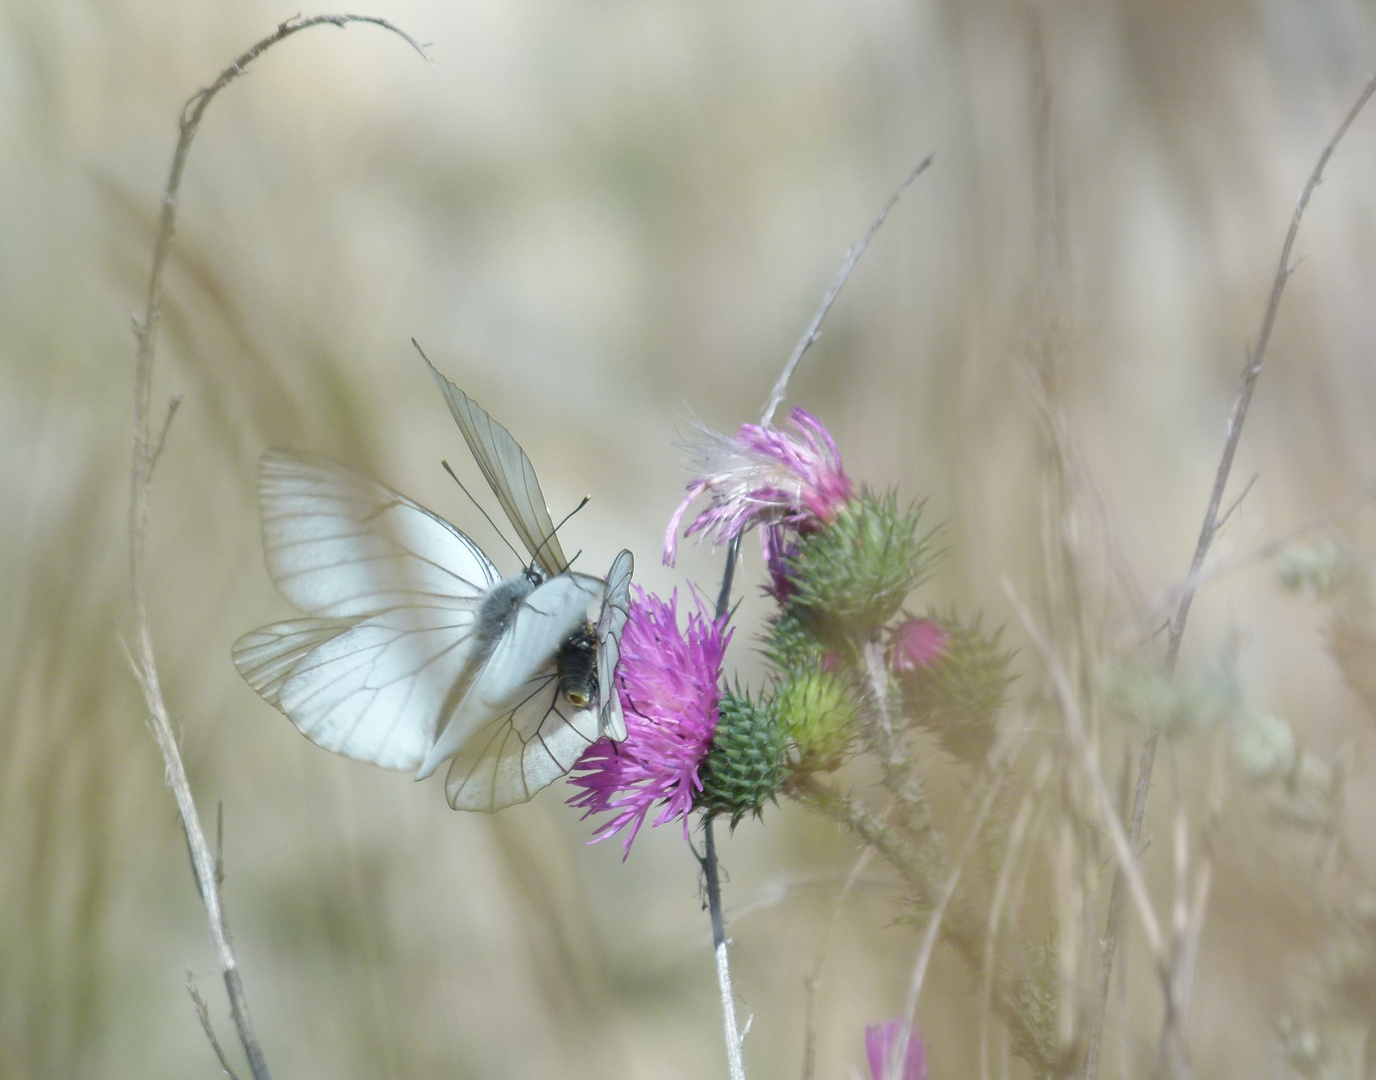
[866,1018,927,1080]
[663,407,853,567]
[567,589,730,857]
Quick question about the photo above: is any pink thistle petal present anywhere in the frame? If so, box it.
[567,589,729,857]
[865,1019,926,1080]
[890,617,950,675]
[664,408,853,566]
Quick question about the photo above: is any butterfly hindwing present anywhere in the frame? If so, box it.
[269,602,491,772]
[444,668,600,812]
[595,549,634,741]
[232,618,354,708]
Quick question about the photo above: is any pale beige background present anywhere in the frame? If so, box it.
[3,1,1376,1077]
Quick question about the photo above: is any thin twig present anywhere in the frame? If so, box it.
[188,975,244,1080]
[801,848,874,1080]
[1084,68,1376,1080]
[1137,490,1372,636]
[699,521,747,1080]
[128,16,426,1080]
[887,740,1022,1080]
[760,155,934,426]
[1005,585,1165,961]
[1164,68,1376,673]
[149,395,182,476]
[980,751,1054,1080]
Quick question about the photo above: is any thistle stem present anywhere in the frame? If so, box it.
[698,533,747,1079]
[701,818,747,1080]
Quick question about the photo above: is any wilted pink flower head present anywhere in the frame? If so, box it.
[866,1018,927,1080]
[890,617,950,675]
[663,407,853,566]
[567,589,730,857]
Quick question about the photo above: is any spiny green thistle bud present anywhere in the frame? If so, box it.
[762,602,833,671]
[698,685,789,828]
[894,613,1013,765]
[786,490,939,637]
[775,667,863,772]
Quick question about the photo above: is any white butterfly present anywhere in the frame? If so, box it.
[233,368,633,812]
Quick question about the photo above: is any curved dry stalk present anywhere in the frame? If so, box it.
[1083,66,1376,1080]
[760,155,933,426]
[128,16,427,1080]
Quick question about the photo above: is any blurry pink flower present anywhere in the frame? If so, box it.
[567,590,730,857]
[663,407,853,566]
[866,1018,927,1080]
[890,616,950,675]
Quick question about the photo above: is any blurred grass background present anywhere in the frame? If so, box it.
[2,0,1376,1077]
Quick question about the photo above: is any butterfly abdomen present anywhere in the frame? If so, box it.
[556,626,598,708]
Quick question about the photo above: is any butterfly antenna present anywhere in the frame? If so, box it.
[530,495,590,571]
[440,459,525,564]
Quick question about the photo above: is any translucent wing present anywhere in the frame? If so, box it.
[233,618,353,707]
[415,572,602,778]
[272,602,489,772]
[595,549,634,741]
[444,672,600,812]
[259,450,500,618]
[423,357,569,578]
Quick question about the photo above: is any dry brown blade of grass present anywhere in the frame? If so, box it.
[126,16,427,1078]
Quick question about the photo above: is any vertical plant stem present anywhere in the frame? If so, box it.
[1082,66,1376,1080]
[701,819,747,1080]
[699,530,747,1079]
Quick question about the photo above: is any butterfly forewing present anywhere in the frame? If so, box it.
[423,358,570,578]
[259,451,500,618]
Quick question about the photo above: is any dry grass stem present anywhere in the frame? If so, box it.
[981,749,1054,1080]
[801,848,874,1080]
[760,155,933,426]
[1006,584,1165,962]
[1085,66,1376,1080]
[127,16,426,1080]
[887,739,1023,1080]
